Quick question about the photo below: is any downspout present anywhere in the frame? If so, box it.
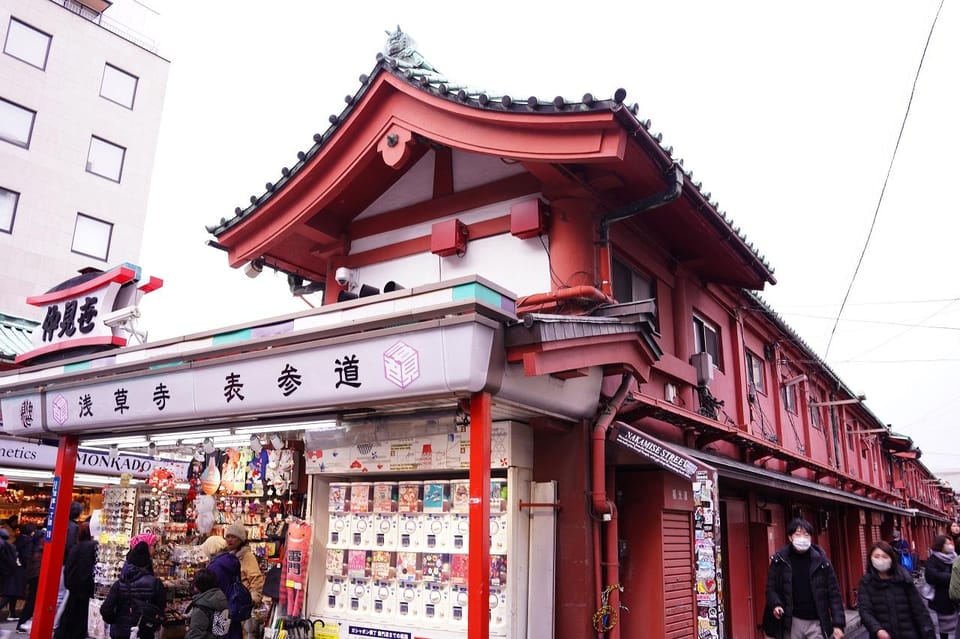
[591,373,633,638]
[598,164,684,298]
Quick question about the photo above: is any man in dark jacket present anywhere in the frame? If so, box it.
[54,501,85,629]
[101,542,166,639]
[765,518,845,639]
[55,522,97,639]
[14,523,42,634]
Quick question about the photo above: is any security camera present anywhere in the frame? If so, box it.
[334,266,356,288]
[102,306,141,328]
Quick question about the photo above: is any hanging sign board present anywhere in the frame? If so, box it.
[0,322,494,435]
[612,422,701,480]
[0,436,187,479]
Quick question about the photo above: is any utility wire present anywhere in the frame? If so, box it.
[824,0,946,359]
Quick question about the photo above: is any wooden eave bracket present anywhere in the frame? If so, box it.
[378,124,416,168]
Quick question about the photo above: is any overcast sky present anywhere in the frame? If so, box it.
[113,2,958,471]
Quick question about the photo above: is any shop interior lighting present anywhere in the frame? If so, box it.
[83,435,151,447]
[149,429,232,445]
[0,467,52,479]
[233,419,339,435]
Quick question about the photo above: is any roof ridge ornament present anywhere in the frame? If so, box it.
[384,26,438,73]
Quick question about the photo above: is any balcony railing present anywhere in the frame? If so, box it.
[48,0,158,53]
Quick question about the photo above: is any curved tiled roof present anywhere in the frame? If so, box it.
[206,28,773,278]
[0,314,36,362]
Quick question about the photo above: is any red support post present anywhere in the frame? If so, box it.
[468,391,492,639]
[31,435,78,639]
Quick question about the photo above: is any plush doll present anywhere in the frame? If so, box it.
[195,494,216,534]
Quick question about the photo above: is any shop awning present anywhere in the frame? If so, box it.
[679,445,916,517]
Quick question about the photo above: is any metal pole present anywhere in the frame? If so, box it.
[31,434,78,639]
[468,392,492,639]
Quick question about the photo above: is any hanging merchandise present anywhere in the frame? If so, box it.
[196,494,216,534]
[279,519,312,617]
[201,457,222,495]
[147,467,177,494]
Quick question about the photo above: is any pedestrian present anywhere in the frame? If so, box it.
[764,518,846,639]
[185,569,228,639]
[55,522,97,639]
[0,527,21,621]
[201,535,242,639]
[948,522,960,550]
[225,523,264,639]
[892,529,914,573]
[54,501,85,630]
[858,540,935,639]
[924,535,958,639]
[128,532,159,574]
[6,524,30,619]
[15,523,42,634]
[100,541,166,639]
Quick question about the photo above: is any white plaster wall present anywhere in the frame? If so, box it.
[353,233,551,299]
[0,0,169,319]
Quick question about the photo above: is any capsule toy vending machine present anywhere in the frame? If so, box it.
[397,481,424,552]
[450,479,470,552]
[327,482,351,549]
[395,550,423,624]
[322,548,348,615]
[370,549,397,619]
[373,481,398,549]
[304,420,536,639]
[349,482,374,548]
[421,550,451,625]
[448,553,470,628]
[346,548,372,617]
[422,480,451,551]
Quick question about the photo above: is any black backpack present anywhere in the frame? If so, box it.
[224,577,253,621]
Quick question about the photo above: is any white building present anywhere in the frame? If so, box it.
[0,0,169,329]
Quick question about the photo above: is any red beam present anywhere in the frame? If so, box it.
[468,392,492,639]
[31,435,78,639]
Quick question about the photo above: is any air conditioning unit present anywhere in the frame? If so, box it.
[690,352,714,386]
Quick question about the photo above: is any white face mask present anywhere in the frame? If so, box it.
[872,557,892,572]
[792,537,811,552]
[945,545,956,554]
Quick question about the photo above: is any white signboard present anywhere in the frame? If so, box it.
[0,436,188,479]
[1,322,494,435]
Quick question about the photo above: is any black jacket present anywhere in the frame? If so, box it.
[101,562,166,639]
[765,544,845,638]
[924,553,957,615]
[64,539,97,598]
[858,565,935,639]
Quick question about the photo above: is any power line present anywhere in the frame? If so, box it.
[767,310,960,331]
[777,296,960,309]
[843,298,958,361]
[823,0,946,359]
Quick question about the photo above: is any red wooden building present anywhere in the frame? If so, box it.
[197,29,955,639]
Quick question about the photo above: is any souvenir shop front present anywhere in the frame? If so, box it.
[1,277,603,639]
[0,435,188,525]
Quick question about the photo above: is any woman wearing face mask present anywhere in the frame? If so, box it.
[948,522,960,550]
[924,535,958,639]
[764,518,846,639]
[858,541,935,639]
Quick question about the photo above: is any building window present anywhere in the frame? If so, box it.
[809,394,823,429]
[3,18,52,70]
[782,384,797,414]
[612,256,654,302]
[100,64,138,109]
[746,350,765,394]
[0,97,36,148]
[72,213,113,261]
[86,136,126,182]
[693,314,721,368]
[0,186,18,233]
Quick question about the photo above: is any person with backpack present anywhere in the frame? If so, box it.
[185,569,229,639]
[202,535,247,639]
[100,541,166,639]
[225,524,264,639]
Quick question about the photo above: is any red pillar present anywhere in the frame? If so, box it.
[468,392,492,639]
[31,435,78,639]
